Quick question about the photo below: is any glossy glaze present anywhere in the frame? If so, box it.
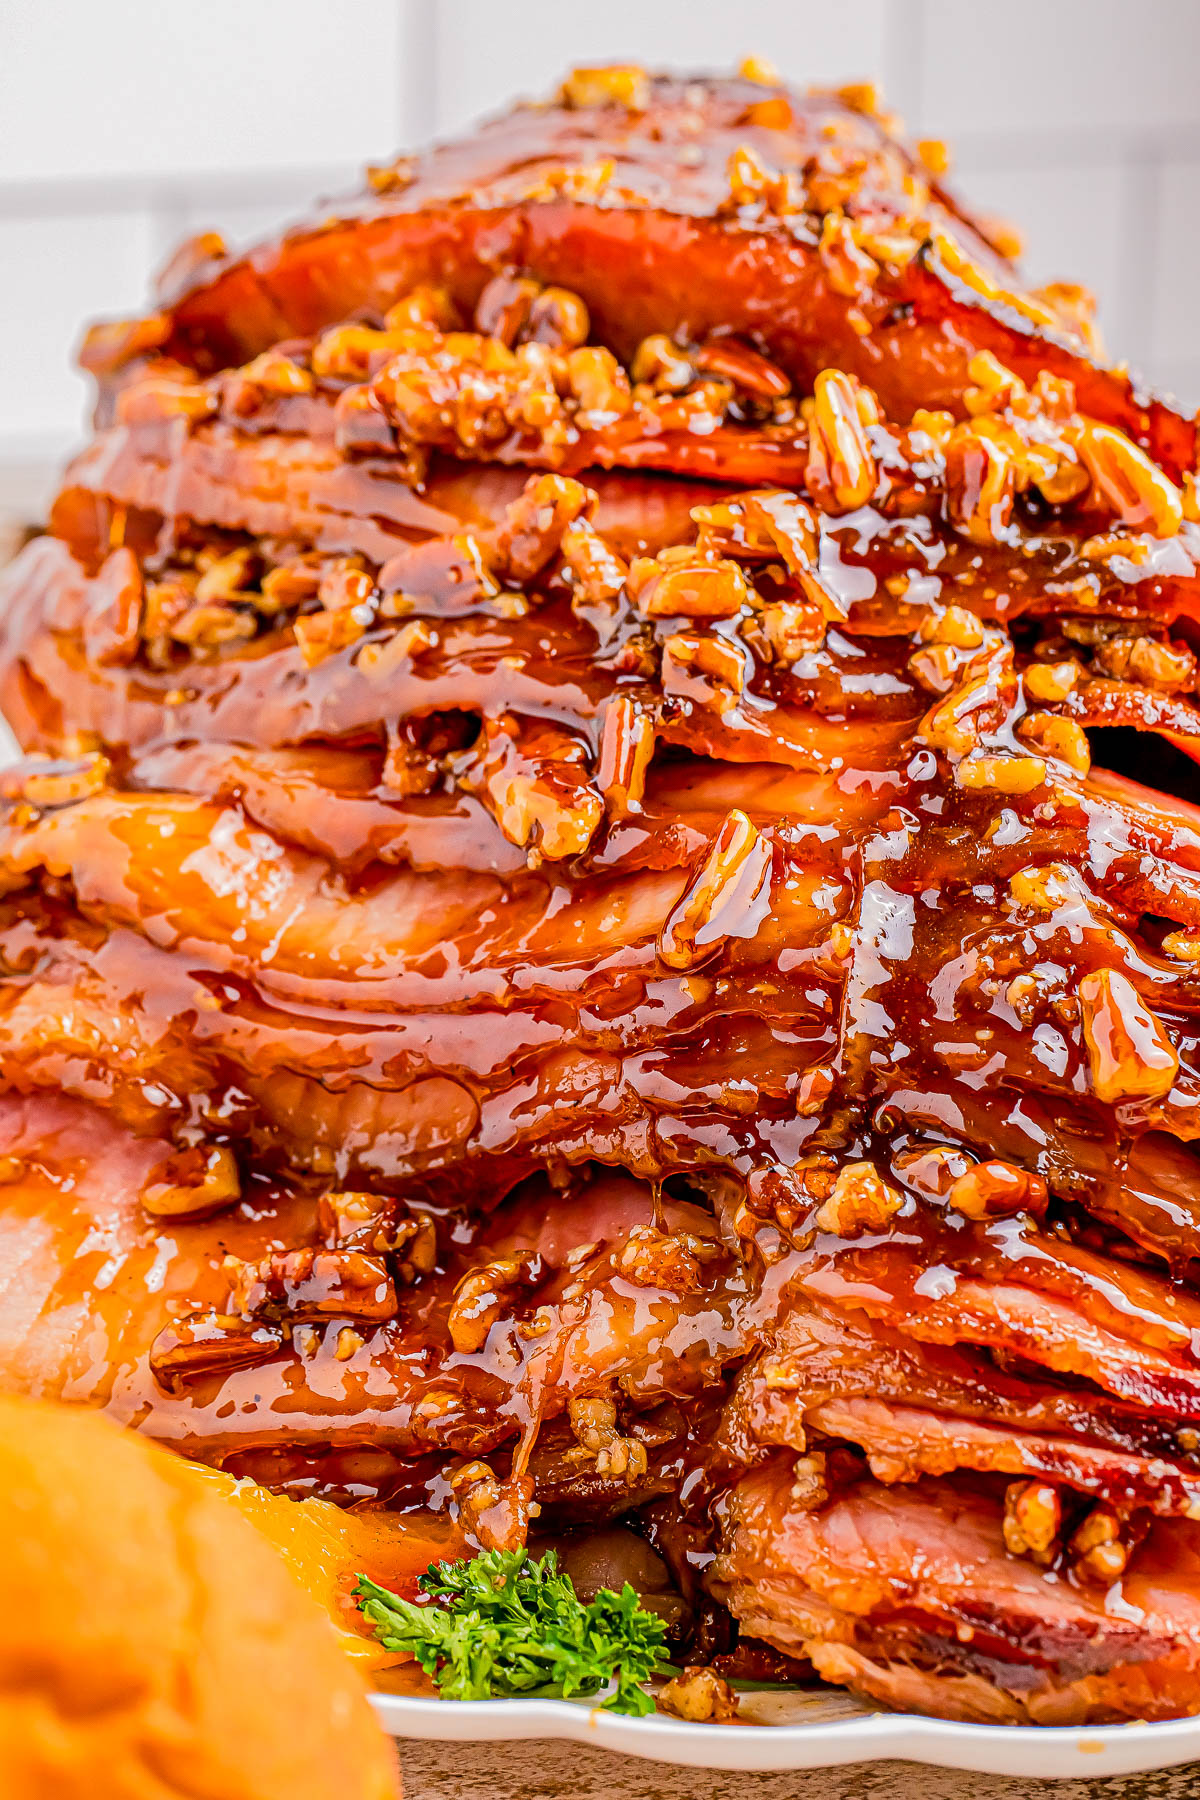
[0,65,1199,1726]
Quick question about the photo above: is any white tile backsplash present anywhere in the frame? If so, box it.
[1146,155,1200,378]
[916,0,1200,139]
[0,0,412,183]
[1140,355,1200,415]
[949,155,1130,355]
[0,0,1196,496]
[0,208,156,445]
[430,0,888,137]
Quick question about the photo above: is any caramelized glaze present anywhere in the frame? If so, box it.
[1,64,1199,1723]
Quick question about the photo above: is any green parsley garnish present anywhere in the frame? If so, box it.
[355,1547,669,1715]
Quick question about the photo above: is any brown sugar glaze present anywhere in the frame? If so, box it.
[0,66,1199,1723]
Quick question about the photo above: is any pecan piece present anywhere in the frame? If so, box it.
[658,810,772,970]
[224,1248,397,1324]
[947,1159,1048,1221]
[814,1162,902,1237]
[319,1189,437,1279]
[150,1311,283,1395]
[1072,422,1184,537]
[614,1224,716,1294]
[450,1461,537,1551]
[1003,1480,1062,1564]
[658,1668,740,1723]
[804,369,879,512]
[566,1396,649,1484]
[447,1255,532,1355]
[1078,967,1179,1104]
[1070,1503,1132,1584]
[142,1144,240,1221]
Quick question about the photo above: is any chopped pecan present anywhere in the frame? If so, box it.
[1022,660,1080,703]
[817,212,880,300]
[1003,1480,1062,1564]
[597,692,656,813]
[614,1224,716,1294]
[566,1396,649,1484]
[466,715,603,862]
[631,333,695,393]
[804,369,878,512]
[358,618,437,682]
[1072,422,1184,537]
[447,1255,531,1355]
[908,642,961,694]
[385,286,458,332]
[561,518,629,610]
[658,809,771,969]
[319,1189,437,1279]
[814,1162,902,1236]
[1077,967,1179,1104]
[760,599,826,665]
[725,143,799,214]
[292,607,370,665]
[1093,632,1196,692]
[194,546,259,605]
[789,1451,830,1511]
[944,420,1017,544]
[919,605,985,652]
[171,602,258,652]
[450,1461,537,1551]
[526,287,590,349]
[955,752,1047,795]
[224,1248,397,1324]
[693,337,791,399]
[1009,860,1085,913]
[490,473,593,582]
[150,1310,283,1394]
[565,345,633,418]
[892,1144,973,1201]
[1016,710,1091,775]
[1070,1503,1130,1584]
[947,1159,1048,1220]
[658,1667,740,1723]
[662,630,749,714]
[631,554,751,620]
[4,754,109,809]
[142,1145,240,1220]
[560,64,649,111]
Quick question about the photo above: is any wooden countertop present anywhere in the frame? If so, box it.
[396,1738,1198,1799]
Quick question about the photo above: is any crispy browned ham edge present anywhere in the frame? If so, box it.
[138,76,1194,475]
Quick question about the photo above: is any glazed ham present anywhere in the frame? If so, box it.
[0,61,1199,1726]
[710,1461,1200,1724]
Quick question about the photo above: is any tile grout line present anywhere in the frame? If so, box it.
[0,166,363,220]
[883,0,925,133]
[1112,145,1163,378]
[1,129,1198,222]
[401,0,440,145]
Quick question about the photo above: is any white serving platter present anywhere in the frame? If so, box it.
[372,1690,1200,1780]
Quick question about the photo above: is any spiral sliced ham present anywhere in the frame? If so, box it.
[0,61,1199,1726]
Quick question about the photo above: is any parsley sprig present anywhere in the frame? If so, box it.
[355,1548,669,1715]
